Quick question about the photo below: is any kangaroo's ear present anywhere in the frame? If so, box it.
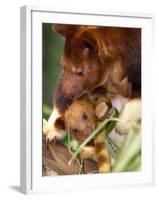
[53,24,78,37]
[54,117,65,130]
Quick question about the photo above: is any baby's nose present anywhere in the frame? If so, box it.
[84,127,92,135]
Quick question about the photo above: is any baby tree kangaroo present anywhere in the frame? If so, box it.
[54,96,112,173]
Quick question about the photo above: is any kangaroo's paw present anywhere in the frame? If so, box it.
[43,107,65,142]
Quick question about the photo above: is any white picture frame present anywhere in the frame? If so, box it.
[20,5,154,194]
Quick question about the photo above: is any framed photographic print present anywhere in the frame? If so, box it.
[20,6,154,194]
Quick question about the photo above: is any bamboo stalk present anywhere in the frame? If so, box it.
[68,117,120,165]
[104,137,117,159]
[126,153,141,171]
[112,127,141,172]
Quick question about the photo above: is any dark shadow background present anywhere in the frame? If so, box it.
[42,23,64,119]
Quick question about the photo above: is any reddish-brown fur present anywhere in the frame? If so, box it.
[55,96,96,143]
[53,25,141,114]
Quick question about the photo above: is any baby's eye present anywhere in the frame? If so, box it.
[82,113,88,121]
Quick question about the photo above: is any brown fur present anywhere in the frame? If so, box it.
[54,95,111,173]
[55,96,96,143]
[95,142,106,154]
[54,25,141,114]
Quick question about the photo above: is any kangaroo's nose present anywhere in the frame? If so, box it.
[72,67,83,76]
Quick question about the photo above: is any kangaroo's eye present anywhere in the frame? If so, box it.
[83,39,94,51]
[82,113,88,121]
[82,38,97,54]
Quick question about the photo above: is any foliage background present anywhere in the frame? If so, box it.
[42,23,64,119]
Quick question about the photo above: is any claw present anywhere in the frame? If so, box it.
[43,118,65,142]
[43,106,65,142]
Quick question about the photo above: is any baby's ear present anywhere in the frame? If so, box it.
[54,117,65,130]
[53,24,78,37]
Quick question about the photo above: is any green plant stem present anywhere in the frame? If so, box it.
[105,108,119,136]
[68,117,120,165]
[67,128,81,167]
[112,127,141,172]
[105,135,119,151]
[104,137,117,159]
[126,153,141,171]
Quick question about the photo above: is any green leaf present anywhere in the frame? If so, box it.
[105,108,119,136]
[112,126,141,172]
[43,104,52,116]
